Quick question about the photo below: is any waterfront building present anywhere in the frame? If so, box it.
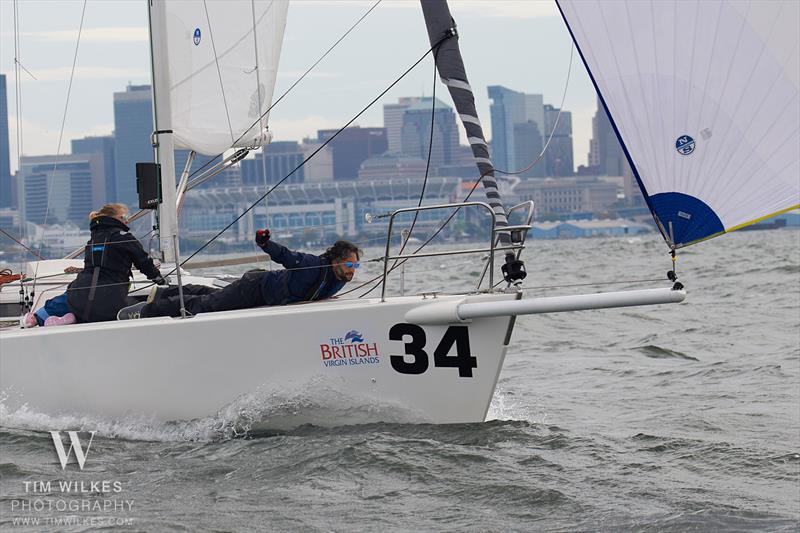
[511,176,618,218]
[19,153,104,225]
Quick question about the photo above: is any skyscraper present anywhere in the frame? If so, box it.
[543,104,574,177]
[0,74,12,207]
[487,85,544,176]
[113,85,153,207]
[318,127,387,181]
[383,97,421,153]
[72,135,115,204]
[399,98,458,169]
[587,96,628,176]
[113,84,224,206]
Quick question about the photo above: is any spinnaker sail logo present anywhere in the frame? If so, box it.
[320,330,380,367]
[675,135,695,155]
[50,431,96,470]
[193,28,202,46]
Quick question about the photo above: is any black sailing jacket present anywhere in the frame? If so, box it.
[66,216,161,322]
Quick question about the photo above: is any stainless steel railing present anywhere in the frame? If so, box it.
[379,201,534,301]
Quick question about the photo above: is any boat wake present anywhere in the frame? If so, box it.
[0,379,424,442]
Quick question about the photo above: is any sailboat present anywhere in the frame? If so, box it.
[0,0,797,430]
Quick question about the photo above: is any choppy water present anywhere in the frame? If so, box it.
[1,229,798,531]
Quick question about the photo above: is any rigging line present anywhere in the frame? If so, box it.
[495,44,573,179]
[361,45,442,298]
[14,60,36,81]
[251,0,272,271]
[175,0,383,188]
[12,0,25,268]
[350,43,575,298]
[158,35,452,280]
[30,0,88,297]
[0,228,44,260]
[203,0,235,144]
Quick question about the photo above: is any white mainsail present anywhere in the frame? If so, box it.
[558,0,800,247]
[164,0,289,155]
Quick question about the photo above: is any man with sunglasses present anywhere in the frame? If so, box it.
[117,229,360,320]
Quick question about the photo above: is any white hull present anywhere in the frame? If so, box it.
[0,292,517,428]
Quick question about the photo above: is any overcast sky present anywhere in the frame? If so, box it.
[0,0,599,174]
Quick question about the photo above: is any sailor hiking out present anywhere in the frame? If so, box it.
[23,203,166,327]
[118,230,360,319]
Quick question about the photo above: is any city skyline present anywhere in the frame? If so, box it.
[0,1,596,175]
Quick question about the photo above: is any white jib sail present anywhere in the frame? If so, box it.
[165,0,289,156]
[558,0,799,247]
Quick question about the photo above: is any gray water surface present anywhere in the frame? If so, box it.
[1,230,798,531]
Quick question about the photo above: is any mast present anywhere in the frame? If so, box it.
[147,0,180,263]
[419,0,526,283]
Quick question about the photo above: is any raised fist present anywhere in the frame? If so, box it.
[255,228,271,248]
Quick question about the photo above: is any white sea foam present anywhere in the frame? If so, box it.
[0,378,421,442]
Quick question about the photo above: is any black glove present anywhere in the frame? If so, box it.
[153,275,168,286]
[255,228,271,248]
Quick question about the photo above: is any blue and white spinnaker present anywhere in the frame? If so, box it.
[558,0,799,248]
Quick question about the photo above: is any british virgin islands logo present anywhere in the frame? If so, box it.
[320,330,380,367]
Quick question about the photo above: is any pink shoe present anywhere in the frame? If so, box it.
[22,312,38,328]
[43,313,76,327]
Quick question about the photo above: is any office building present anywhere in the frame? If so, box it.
[114,84,221,204]
[399,98,458,169]
[113,85,153,207]
[488,85,544,176]
[72,135,116,204]
[0,74,12,207]
[241,141,307,186]
[318,127,387,181]
[543,104,574,176]
[586,97,629,176]
[383,97,422,153]
[19,153,104,225]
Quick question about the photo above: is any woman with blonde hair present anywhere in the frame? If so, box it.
[23,203,166,327]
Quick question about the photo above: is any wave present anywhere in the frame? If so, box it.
[635,345,699,361]
[0,378,427,442]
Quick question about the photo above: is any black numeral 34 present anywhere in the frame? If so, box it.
[388,323,476,378]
